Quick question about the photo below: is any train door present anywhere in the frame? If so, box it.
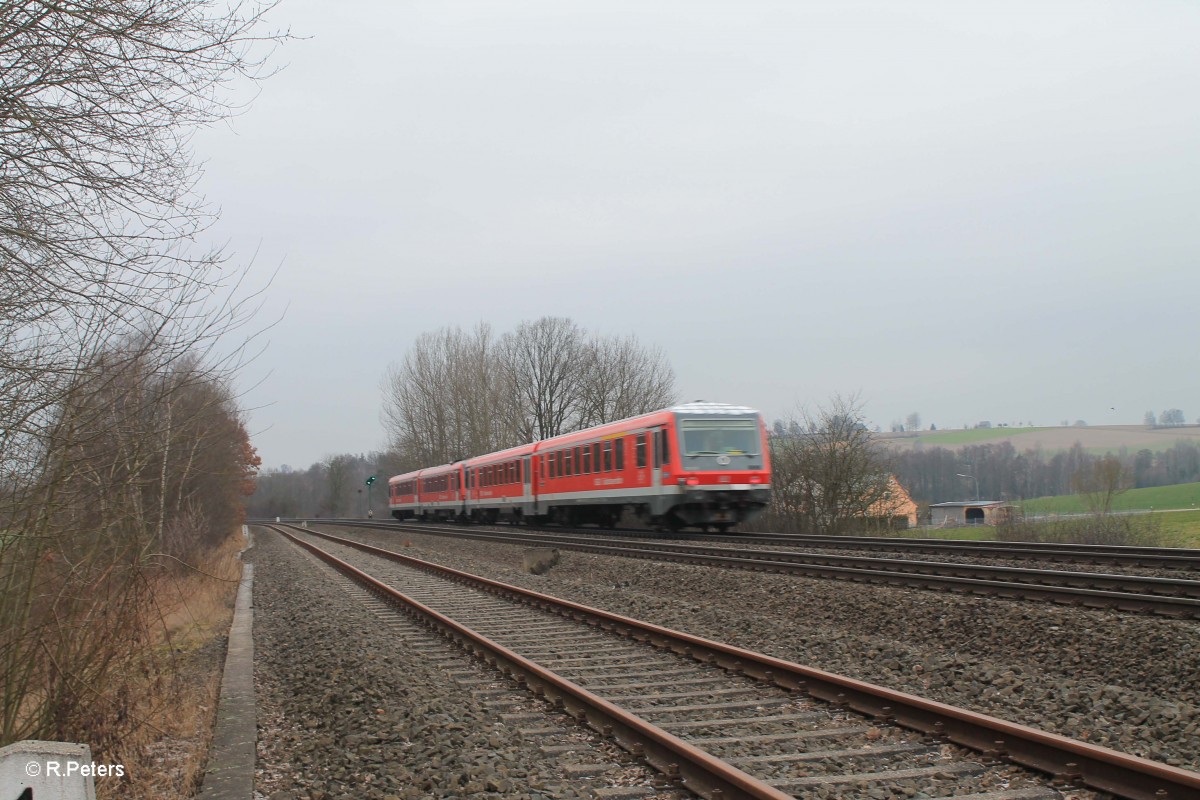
[523,456,532,515]
[651,426,664,489]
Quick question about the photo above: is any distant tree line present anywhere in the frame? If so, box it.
[1146,409,1189,427]
[890,440,1200,504]
[246,452,399,519]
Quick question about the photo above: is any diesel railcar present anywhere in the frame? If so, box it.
[387,402,771,531]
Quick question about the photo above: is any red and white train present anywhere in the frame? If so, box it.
[388,402,771,532]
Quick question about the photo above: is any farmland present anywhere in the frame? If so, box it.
[879,424,1200,454]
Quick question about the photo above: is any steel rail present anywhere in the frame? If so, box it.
[273,526,794,800]
[305,520,1200,618]
[275,524,1200,800]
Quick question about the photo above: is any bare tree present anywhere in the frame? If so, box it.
[906,412,921,432]
[767,395,893,534]
[576,334,676,429]
[499,317,588,441]
[1,1,281,322]
[381,328,458,469]
[381,323,515,468]
[1071,454,1132,516]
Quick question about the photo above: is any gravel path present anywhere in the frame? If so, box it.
[332,523,1200,774]
[249,527,688,800]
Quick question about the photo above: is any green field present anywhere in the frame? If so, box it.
[1021,482,1200,514]
[1019,482,1200,547]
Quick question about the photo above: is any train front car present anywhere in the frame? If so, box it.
[664,402,771,532]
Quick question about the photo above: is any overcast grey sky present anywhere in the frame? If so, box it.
[195,2,1200,469]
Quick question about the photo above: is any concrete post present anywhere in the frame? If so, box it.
[0,740,98,800]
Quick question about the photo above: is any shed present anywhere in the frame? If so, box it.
[929,500,1013,527]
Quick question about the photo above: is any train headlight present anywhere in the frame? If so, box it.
[749,475,762,484]
[685,477,699,486]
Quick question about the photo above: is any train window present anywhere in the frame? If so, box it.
[592,443,601,472]
[636,434,646,468]
[603,441,612,471]
[517,461,522,483]
[615,437,624,471]
[563,450,571,476]
[653,430,661,468]
[572,446,580,475]
[582,446,591,474]
[660,429,670,465]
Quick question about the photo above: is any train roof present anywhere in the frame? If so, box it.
[669,401,761,416]
[462,441,537,467]
[388,462,462,484]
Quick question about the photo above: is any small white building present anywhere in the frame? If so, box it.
[929,500,1013,526]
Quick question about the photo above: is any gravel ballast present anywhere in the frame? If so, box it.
[250,527,686,799]
[332,524,1200,774]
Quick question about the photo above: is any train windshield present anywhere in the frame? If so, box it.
[679,419,760,457]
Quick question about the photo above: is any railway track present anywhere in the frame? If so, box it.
[298,520,1200,619]
[259,517,1200,570]
[266,523,1200,800]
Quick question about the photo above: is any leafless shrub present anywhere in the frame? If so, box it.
[1071,454,1132,517]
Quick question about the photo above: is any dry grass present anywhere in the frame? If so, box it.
[95,530,246,800]
[995,514,1170,547]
